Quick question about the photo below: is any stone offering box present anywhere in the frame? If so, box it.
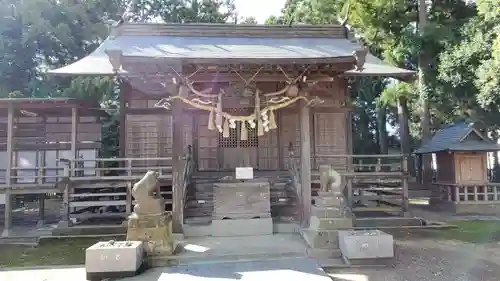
[85,240,144,281]
[338,230,395,266]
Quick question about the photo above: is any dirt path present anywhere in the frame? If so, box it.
[329,239,500,281]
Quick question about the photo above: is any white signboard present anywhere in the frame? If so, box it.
[0,194,5,205]
[235,167,254,180]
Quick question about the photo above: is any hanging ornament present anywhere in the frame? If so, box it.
[248,119,256,129]
[208,110,215,131]
[229,119,237,129]
[269,110,277,130]
[215,91,223,132]
[222,118,230,138]
[241,121,248,141]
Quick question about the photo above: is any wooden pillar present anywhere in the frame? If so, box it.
[71,107,78,175]
[2,102,14,237]
[171,85,187,233]
[119,82,128,158]
[299,101,312,228]
[37,193,45,227]
[402,155,410,216]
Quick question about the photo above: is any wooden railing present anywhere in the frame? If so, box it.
[286,142,301,221]
[312,154,406,175]
[433,182,500,203]
[182,145,195,208]
[0,157,174,188]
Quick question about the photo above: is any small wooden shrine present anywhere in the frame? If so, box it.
[416,122,500,213]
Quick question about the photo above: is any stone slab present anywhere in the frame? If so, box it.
[85,241,143,274]
[311,205,344,218]
[315,196,343,207]
[338,230,394,259]
[129,258,332,281]
[211,218,273,236]
[0,258,332,281]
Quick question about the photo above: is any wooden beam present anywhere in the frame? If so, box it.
[299,97,312,228]
[1,102,14,237]
[171,85,187,233]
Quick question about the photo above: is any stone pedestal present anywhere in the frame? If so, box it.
[210,179,273,236]
[338,230,395,266]
[302,190,353,261]
[126,211,174,257]
[85,241,144,281]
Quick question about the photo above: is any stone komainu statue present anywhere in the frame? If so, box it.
[132,170,162,214]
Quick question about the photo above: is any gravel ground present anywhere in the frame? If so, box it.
[329,239,500,281]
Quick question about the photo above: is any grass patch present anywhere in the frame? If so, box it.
[389,220,500,243]
[0,236,124,268]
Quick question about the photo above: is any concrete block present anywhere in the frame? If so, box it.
[310,216,352,230]
[338,230,394,259]
[315,196,343,207]
[85,241,143,280]
[211,218,273,236]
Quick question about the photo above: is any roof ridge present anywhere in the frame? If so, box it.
[111,23,348,39]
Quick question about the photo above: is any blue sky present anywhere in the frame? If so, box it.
[234,0,286,23]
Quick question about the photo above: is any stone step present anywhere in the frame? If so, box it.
[151,252,307,267]
[306,247,342,259]
[317,257,350,268]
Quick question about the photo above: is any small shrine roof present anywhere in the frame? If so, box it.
[47,23,414,78]
[415,122,500,154]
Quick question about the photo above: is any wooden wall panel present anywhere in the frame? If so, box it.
[313,112,348,172]
[436,152,455,183]
[258,126,279,170]
[196,113,218,170]
[126,114,172,172]
[279,109,301,169]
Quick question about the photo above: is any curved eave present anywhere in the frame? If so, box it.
[46,34,415,80]
[343,55,416,81]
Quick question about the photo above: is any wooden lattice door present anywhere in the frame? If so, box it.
[219,121,258,169]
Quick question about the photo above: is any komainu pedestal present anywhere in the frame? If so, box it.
[126,171,175,259]
[302,166,353,262]
[127,212,174,256]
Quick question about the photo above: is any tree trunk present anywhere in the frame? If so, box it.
[418,0,432,183]
[398,97,414,176]
[376,102,388,155]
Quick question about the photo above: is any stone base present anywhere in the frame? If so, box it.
[211,218,273,237]
[309,216,353,230]
[126,212,174,256]
[85,241,144,275]
[86,265,146,281]
[338,230,394,260]
[301,228,340,249]
[1,228,10,238]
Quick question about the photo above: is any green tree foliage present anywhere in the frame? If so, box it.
[128,0,235,23]
[438,0,500,128]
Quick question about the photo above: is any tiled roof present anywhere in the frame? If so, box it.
[47,23,414,78]
[415,122,500,154]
